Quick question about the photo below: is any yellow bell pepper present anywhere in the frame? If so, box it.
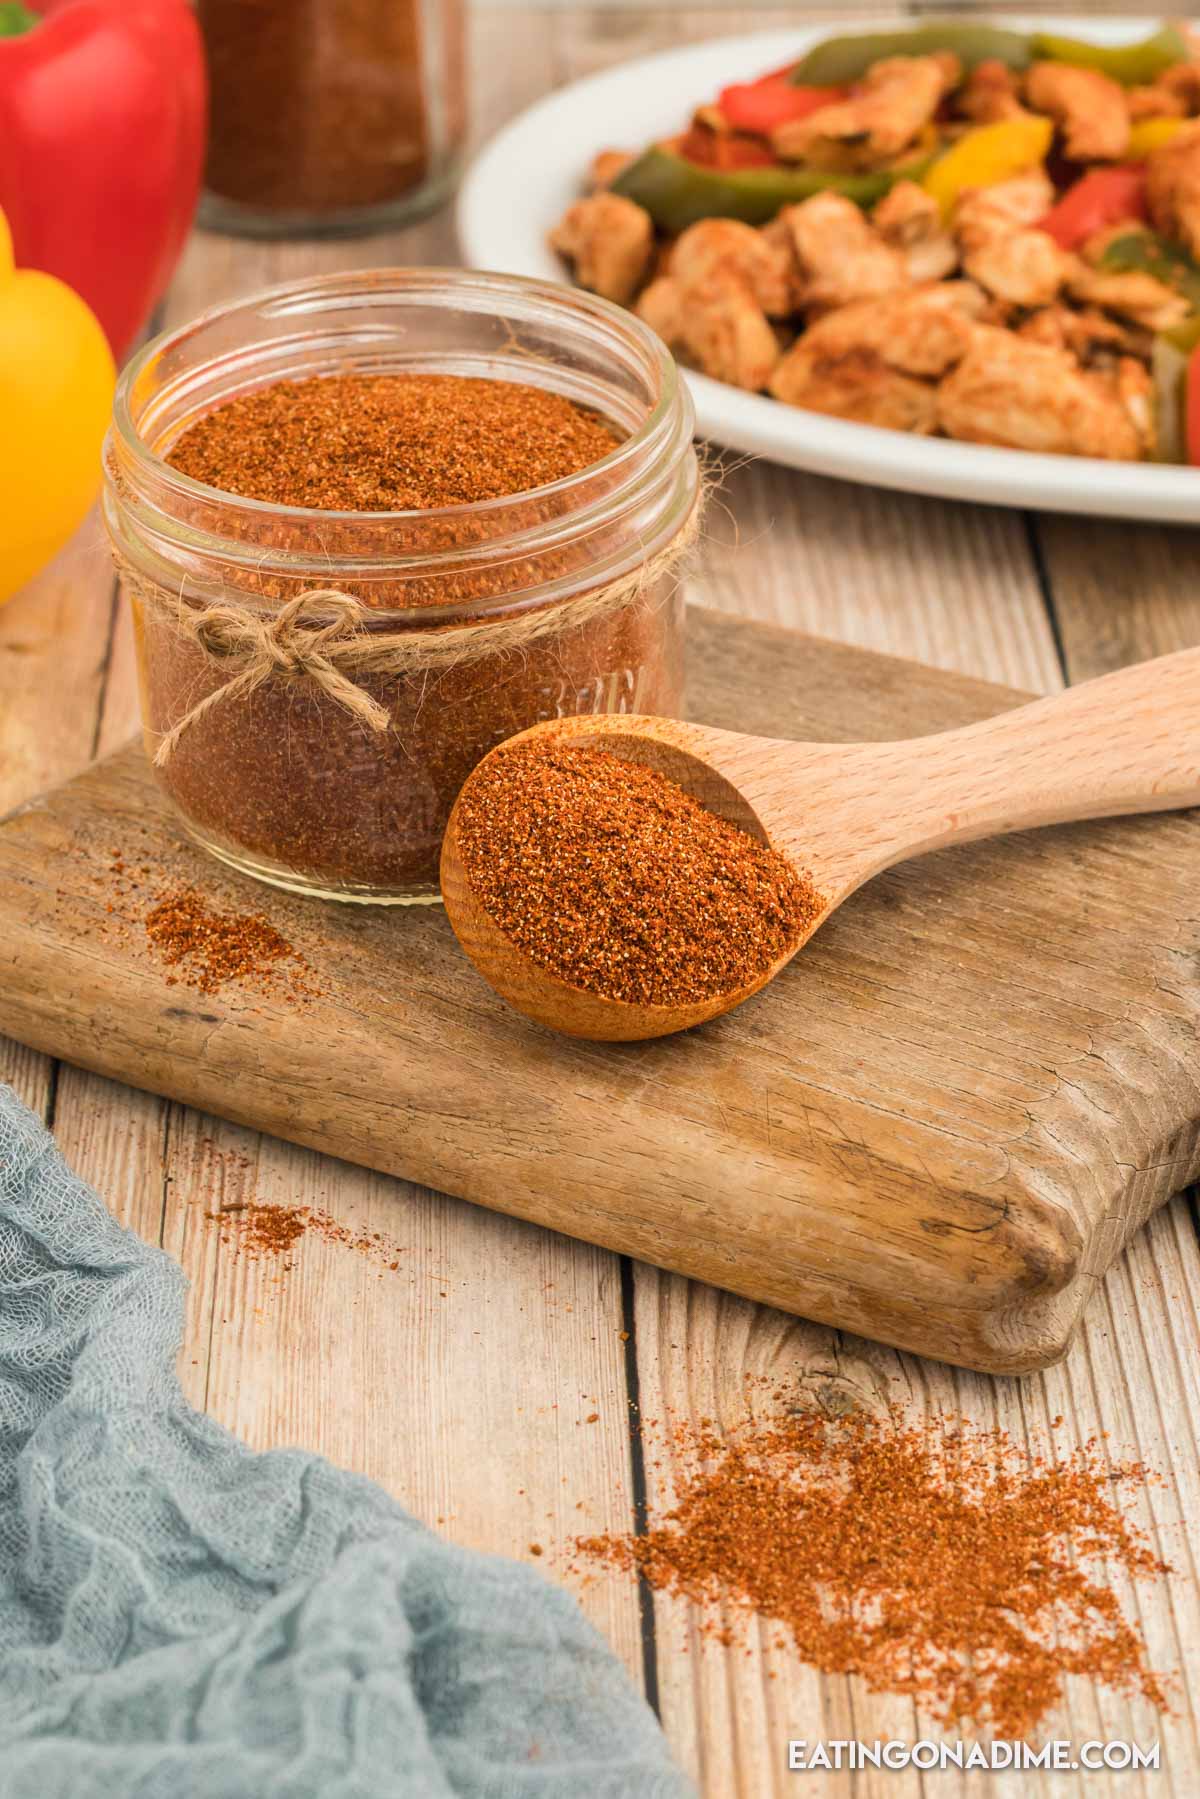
[1127,116,1188,159]
[923,115,1055,220]
[0,204,115,605]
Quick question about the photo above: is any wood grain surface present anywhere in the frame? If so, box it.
[2,5,1198,1794]
[3,609,1199,1378]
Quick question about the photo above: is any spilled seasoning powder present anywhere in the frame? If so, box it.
[145,887,317,1000]
[165,373,621,512]
[573,1403,1172,1738]
[205,1201,406,1274]
[453,740,822,1006]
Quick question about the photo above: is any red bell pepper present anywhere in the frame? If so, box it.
[0,0,206,360]
[718,68,843,136]
[718,76,837,134]
[1038,166,1148,252]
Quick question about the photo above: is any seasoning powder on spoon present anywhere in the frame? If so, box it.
[453,739,821,1007]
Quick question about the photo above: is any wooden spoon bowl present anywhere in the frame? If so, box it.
[440,648,1200,1042]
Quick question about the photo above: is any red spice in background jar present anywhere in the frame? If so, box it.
[197,0,467,231]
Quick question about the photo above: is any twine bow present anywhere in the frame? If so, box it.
[114,489,705,768]
[152,590,391,767]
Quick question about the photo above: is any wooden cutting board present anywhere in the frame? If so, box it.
[2,607,1197,1374]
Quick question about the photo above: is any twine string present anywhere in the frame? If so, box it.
[115,494,702,768]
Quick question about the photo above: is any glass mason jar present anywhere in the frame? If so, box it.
[103,269,699,905]
[197,0,466,237]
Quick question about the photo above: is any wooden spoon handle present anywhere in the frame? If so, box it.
[869,645,1200,867]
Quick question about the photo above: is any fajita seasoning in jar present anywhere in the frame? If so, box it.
[103,270,699,905]
[197,0,466,236]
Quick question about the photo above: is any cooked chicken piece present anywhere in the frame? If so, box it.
[795,281,987,378]
[759,214,807,310]
[1018,303,1150,362]
[1066,264,1192,331]
[669,219,793,317]
[675,273,781,390]
[769,347,939,433]
[936,327,1143,458]
[634,225,791,387]
[873,180,941,245]
[634,275,686,346]
[958,58,1028,123]
[588,148,636,190]
[1128,83,1188,121]
[1129,64,1200,121]
[873,180,959,281]
[963,228,1074,307]
[781,192,909,310]
[1145,120,1200,258]
[773,53,960,165]
[902,233,958,286]
[952,170,1056,252]
[1161,62,1200,114]
[1024,62,1130,161]
[549,194,654,304]
[899,239,957,287]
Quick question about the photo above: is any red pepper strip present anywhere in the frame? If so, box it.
[0,0,207,359]
[718,74,843,136]
[1187,343,1200,466]
[1038,165,1148,251]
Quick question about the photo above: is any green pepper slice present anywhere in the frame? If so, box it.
[0,4,39,35]
[791,21,1030,87]
[1100,227,1200,310]
[611,143,932,233]
[1029,27,1189,87]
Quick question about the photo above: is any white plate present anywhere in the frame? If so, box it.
[458,16,1200,523]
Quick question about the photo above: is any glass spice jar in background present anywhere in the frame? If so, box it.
[197,0,466,236]
[102,270,699,905]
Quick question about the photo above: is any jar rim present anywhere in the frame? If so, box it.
[111,266,688,534]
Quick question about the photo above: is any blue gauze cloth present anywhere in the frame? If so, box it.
[0,1086,693,1798]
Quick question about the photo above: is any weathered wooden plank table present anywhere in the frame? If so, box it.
[2,6,1198,1793]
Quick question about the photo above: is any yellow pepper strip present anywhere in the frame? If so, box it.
[923,115,1055,220]
[1127,116,1188,159]
[0,205,115,605]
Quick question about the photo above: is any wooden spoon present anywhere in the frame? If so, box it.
[440,647,1200,1042]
